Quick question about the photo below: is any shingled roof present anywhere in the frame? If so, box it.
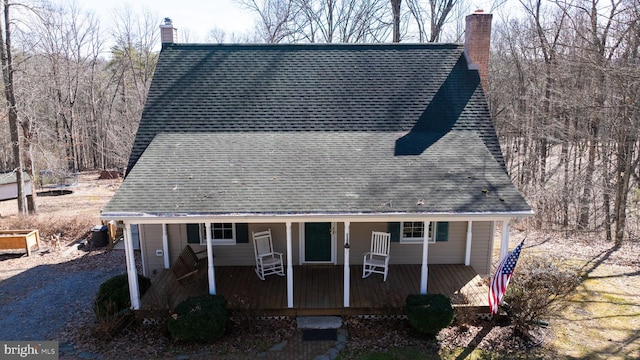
[104,43,531,218]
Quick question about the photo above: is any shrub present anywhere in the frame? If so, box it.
[93,273,151,320]
[93,309,135,340]
[503,254,580,333]
[405,294,454,336]
[167,295,229,342]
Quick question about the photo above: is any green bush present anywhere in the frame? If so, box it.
[405,294,454,336]
[93,273,151,320]
[167,295,229,342]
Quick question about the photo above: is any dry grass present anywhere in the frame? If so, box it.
[508,228,640,359]
[0,171,119,224]
[0,214,94,246]
[552,264,640,359]
[0,171,120,249]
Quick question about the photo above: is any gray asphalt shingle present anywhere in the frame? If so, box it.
[104,43,531,216]
[108,131,528,215]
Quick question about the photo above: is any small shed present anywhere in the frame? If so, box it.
[0,171,32,201]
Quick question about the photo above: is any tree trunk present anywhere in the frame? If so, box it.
[613,132,634,246]
[0,0,27,214]
[561,115,570,228]
[391,0,401,43]
[602,146,612,241]
[578,136,597,229]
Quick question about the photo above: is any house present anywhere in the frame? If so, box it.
[101,12,533,312]
[0,171,32,202]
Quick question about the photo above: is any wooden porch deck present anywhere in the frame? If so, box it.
[141,264,489,315]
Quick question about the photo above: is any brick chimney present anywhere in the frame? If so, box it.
[464,10,492,92]
[160,17,177,48]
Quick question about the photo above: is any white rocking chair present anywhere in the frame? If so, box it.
[252,229,285,280]
[362,231,391,281]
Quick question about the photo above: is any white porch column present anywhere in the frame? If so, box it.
[286,222,294,308]
[343,221,350,307]
[465,221,473,266]
[162,223,170,269]
[420,224,429,294]
[124,223,141,310]
[500,221,510,261]
[138,225,147,277]
[205,223,216,295]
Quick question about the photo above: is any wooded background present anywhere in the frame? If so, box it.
[1,0,638,244]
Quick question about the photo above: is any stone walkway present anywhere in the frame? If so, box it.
[253,328,348,360]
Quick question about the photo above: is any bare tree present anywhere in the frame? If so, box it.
[0,2,163,193]
[208,27,227,42]
[429,0,458,42]
[391,0,401,42]
[239,0,295,43]
[105,6,158,170]
[404,0,465,42]
[28,2,103,172]
[490,0,640,243]
[239,0,393,43]
[0,0,27,213]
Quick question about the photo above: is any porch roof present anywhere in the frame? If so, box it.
[102,130,531,219]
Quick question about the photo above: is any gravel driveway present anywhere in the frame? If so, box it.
[0,248,128,341]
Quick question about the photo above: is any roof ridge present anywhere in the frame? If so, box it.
[161,43,463,51]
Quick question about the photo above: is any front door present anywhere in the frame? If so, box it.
[304,222,332,262]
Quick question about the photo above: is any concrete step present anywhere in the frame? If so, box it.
[296,316,342,329]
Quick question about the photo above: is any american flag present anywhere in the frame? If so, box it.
[489,240,524,315]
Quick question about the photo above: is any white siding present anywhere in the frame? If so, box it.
[139,223,187,277]
[139,224,164,278]
[345,221,489,266]
[469,221,493,275]
[168,224,186,265]
[380,222,467,264]
[140,223,298,271]
[138,220,494,275]
[346,222,388,265]
[0,180,32,201]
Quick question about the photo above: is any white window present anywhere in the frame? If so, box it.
[187,223,236,245]
[400,221,445,243]
[211,223,234,244]
[401,221,426,242]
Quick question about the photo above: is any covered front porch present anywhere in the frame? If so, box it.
[120,219,515,315]
[141,263,490,315]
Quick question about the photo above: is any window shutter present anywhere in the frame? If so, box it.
[388,222,401,242]
[186,224,200,244]
[235,223,249,243]
[435,222,449,242]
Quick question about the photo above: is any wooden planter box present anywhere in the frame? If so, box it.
[0,229,40,256]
